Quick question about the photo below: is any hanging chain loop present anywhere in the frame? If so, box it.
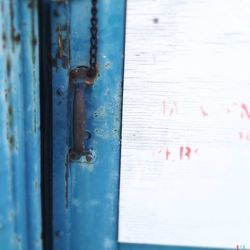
[88,0,98,77]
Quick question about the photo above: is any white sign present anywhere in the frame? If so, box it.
[119,0,250,248]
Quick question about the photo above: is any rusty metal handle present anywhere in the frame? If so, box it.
[69,84,86,160]
[69,66,98,161]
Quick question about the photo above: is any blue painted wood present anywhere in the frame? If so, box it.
[0,1,42,249]
[69,1,125,249]
[50,2,71,250]
[51,1,231,250]
[52,1,125,249]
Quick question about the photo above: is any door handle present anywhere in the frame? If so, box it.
[69,66,97,161]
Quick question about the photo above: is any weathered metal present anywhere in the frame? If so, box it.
[69,66,98,161]
[0,1,42,249]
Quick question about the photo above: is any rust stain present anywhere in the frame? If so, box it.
[13,33,20,43]
[2,32,6,49]
[8,105,13,118]
[7,134,15,151]
[6,57,11,78]
[4,89,8,101]
[57,25,64,58]
[9,0,20,50]
[9,0,14,49]
[70,66,98,85]
[4,85,15,151]
[29,1,38,133]
[27,0,35,9]
[53,23,70,69]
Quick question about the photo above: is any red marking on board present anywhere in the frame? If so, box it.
[241,103,250,120]
[185,147,191,160]
[180,147,184,160]
[238,131,250,141]
[200,106,208,117]
[180,146,191,160]
[166,148,171,160]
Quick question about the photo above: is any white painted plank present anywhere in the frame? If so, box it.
[119,0,250,248]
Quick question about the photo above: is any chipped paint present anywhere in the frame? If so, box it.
[53,21,70,69]
[0,1,42,249]
[103,238,114,249]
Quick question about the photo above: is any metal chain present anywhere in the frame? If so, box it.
[89,0,98,76]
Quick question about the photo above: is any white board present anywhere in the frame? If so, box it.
[119,0,250,248]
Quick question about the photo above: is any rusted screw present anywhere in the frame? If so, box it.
[68,149,80,161]
[85,151,93,162]
[56,88,64,96]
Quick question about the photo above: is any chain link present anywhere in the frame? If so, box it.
[88,0,98,76]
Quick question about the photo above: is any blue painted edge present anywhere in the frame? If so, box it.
[0,0,42,250]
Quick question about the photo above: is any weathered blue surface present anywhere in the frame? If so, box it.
[52,1,125,249]
[51,1,228,250]
[0,1,42,250]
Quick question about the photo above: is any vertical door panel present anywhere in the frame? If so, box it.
[51,1,125,249]
[0,1,42,249]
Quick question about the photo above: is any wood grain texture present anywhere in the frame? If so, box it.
[119,0,250,248]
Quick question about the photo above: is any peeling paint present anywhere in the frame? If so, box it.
[0,1,42,249]
[57,26,63,58]
[104,62,111,69]
[103,237,114,249]
[7,135,15,151]
[53,23,70,69]
[8,210,15,222]
[9,0,21,50]
[30,1,38,134]
[93,106,106,118]
[88,199,100,207]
